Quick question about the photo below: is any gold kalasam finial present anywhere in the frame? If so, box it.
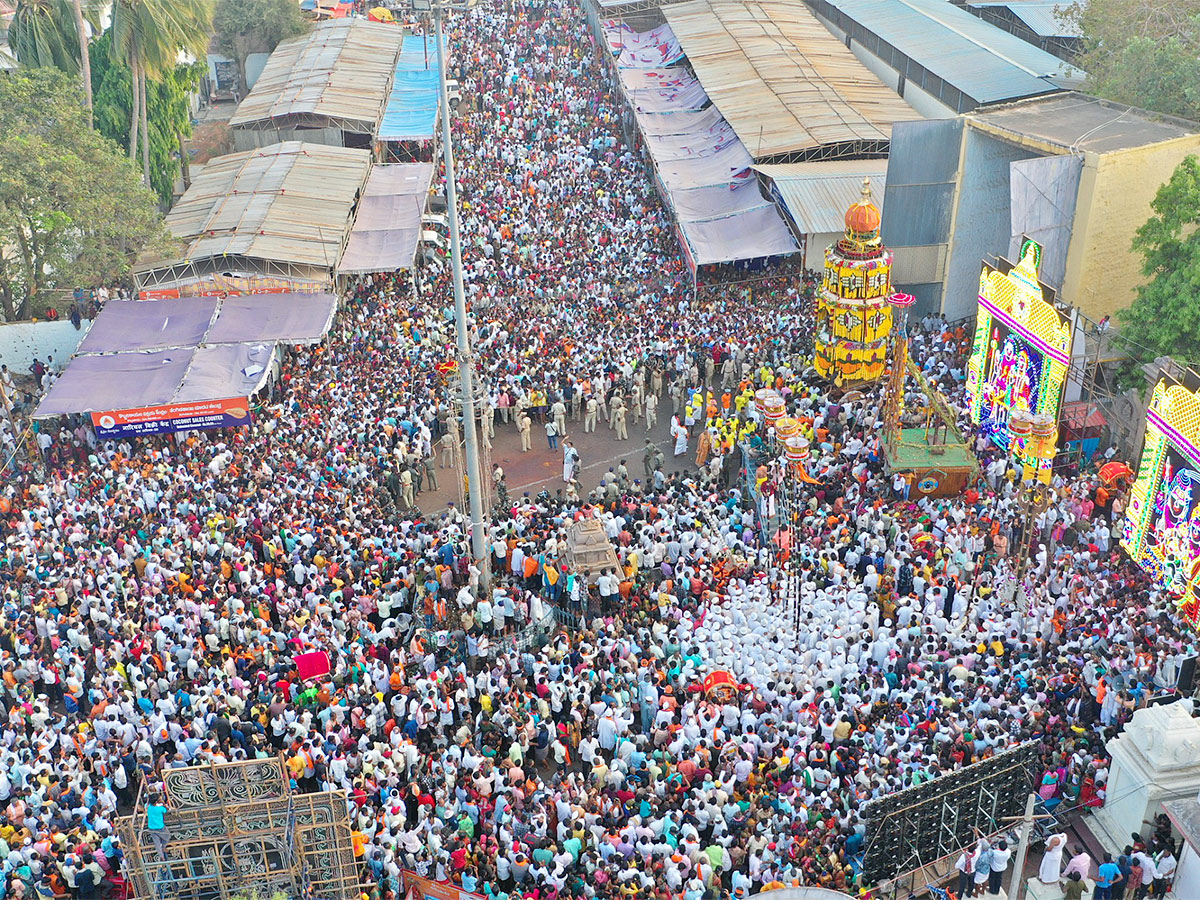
[861,177,872,203]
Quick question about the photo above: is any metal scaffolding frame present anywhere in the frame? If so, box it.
[860,742,1037,885]
[134,256,335,294]
[232,111,378,135]
[753,139,892,167]
[118,757,360,900]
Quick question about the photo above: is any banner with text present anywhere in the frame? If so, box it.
[90,398,251,438]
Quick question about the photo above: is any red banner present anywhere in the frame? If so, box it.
[91,397,251,439]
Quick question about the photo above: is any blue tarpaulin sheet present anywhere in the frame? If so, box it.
[379,35,442,142]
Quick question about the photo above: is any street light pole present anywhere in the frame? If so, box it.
[433,2,490,590]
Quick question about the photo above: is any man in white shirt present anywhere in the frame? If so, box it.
[1153,849,1176,898]
[988,839,1011,895]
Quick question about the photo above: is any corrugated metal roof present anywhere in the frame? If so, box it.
[662,0,921,159]
[968,1,1080,38]
[230,19,405,131]
[136,142,371,273]
[819,0,1084,105]
[755,160,886,234]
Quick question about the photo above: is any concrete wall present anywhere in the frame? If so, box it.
[942,128,1039,318]
[0,320,88,376]
[1062,134,1200,320]
[882,118,963,316]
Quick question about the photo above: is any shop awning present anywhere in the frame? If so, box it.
[338,163,435,274]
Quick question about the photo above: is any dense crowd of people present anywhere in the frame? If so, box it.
[0,0,1194,899]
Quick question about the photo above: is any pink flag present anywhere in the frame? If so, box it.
[295,650,331,682]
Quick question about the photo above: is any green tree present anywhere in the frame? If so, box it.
[212,0,309,94]
[0,69,173,320]
[1062,0,1200,120]
[92,30,205,205]
[1118,155,1200,368]
[109,0,213,186]
[8,0,101,124]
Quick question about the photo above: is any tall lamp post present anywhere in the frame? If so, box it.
[412,0,489,588]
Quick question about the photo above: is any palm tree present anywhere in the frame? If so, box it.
[109,0,213,185]
[8,0,99,120]
[70,0,93,127]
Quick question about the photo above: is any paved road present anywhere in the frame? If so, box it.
[413,399,690,513]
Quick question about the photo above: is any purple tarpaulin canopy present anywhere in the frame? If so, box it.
[36,350,195,416]
[77,297,218,353]
[34,291,336,418]
[175,343,276,401]
[77,292,336,354]
[205,293,337,345]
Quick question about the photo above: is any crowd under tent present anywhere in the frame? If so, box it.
[229,19,406,151]
[661,0,921,163]
[133,142,372,296]
[338,163,435,275]
[35,293,337,437]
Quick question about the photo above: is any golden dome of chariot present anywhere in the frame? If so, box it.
[844,177,881,237]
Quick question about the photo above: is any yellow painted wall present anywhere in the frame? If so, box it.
[1063,135,1200,320]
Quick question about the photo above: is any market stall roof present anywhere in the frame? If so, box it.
[379,35,444,142]
[76,293,337,354]
[77,295,218,354]
[229,19,405,132]
[35,293,337,417]
[754,159,886,235]
[134,142,371,278]
[655,140,754,192]
[620,66,710,112]
[662,0,921,160]
[338,163,434,274]
[667,181,769,221]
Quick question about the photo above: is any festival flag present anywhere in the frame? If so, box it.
[295,650,331,681]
